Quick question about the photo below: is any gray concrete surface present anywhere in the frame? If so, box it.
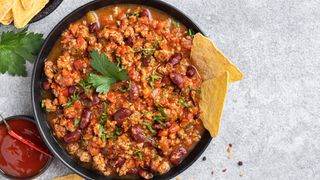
[1,0,320,179]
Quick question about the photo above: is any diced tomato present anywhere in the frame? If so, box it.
[77,36,85,46]
[62,89,69,96]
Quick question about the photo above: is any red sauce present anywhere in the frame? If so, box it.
[0,119,50,178]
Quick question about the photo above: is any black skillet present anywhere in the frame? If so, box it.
[32,0,212,179]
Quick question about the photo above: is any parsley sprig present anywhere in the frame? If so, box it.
[62,93,80,108]
[0,28,44,76]
[87,50,128,94]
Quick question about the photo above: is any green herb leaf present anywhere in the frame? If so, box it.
[143,111,151,115]
[184,124,193,131]
[142,122,157,133]
[134,150,143,160]
[0,28,44,76]
[148,68,162,89]
[157,107,168,119]
[90,50,128,81]
[62,94,80,108]
[101,134,106,142]
[99,124,104,133]
[79,80,91,94]
[178,97,192,108]
[170,18,180,27]
[153,115,164,125]
[181,85,193,94]
[74,118,80,126]
[87,73,117,94]
[87,50,128,94]
[187,28,195,36]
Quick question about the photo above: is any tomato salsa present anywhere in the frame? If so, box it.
[41,4,204,179]
[0,118,50,178]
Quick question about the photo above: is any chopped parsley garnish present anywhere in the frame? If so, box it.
[0,28,44,76]
[187,28,195,36]
[116,56,125,70]
[181,85,193,94]
[112,86,128,92]
[87,50,128,94]
[62,93,80,108]
[157,107,168,119]
[170,18,180,27]
[135,150,143,160]
[79,80,91,94]
[178,97,192,108]
[101,134,106,142]
[74,118,80,127]
[184,124,193,131]
[153,115,164,125]
[143,111,151,115]
[126,12,140,17]
[142,122,157,133]
[141,48,156,57]
[148,68,162,89]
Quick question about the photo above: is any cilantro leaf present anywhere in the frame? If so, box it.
[87,73,116,94]
[0,28,44,76]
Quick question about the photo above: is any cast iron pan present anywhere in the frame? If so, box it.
[32,0,212,179]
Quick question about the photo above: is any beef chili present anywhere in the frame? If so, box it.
[41,5,204,179]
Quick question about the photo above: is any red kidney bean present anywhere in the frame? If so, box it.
[170,147,187,166]
[63,129,81,143]
[89,22,99,33]
[68,86,76,95]
[113,108,131,126]
[80,109,91,129]
[194,113,200,120]
[131,126,145,143]
[140,9,151,20]
[153,124,163,131]
[92,94,100,105]
[161,75,172,85]
[124,37,133,46]
[138,169,153,179]
[168,53,182,65]
[73,59,83,71]
[127,168,139,175]
[115,157,126,168]
[170,73,184,88]
[129,82,139,100]
[141,57,151,67]
[164,121,172,128]
[186,65,196,78]
[42,81,50,90]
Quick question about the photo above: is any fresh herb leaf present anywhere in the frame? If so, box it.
[184,124,193,131]
[0,28,44,76]
[74,118,80,126]
[79,80,91,94]
[148,68,162,89]
[141,48,156,57]
[187,28,195,36]
[90,50,128,80]
[143,111,151,115]
[116,56,125,70]
[153,115,164,125]
[87,73,117,94]
[181,85,193,94]
[114,127,122,136]
[99,124,104,133]
[178,97,192,108]
[157,107,168,119]
[87,50,128,94]
[101,134,106,142]
[135,150,143,160]
[62,94,80,108]
[112,86,128,92]
[142,122,157,133]
[170,18,180,27]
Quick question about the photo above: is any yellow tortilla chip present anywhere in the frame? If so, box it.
[51,174,84,180]
[21,0,34,9]
[12,0,48,28]
[0,10,13,25]
[0,0,16,21]
[199,72,228,137]
[191,33,243,82]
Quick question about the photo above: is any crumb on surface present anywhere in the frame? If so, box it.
[202,156,207,161]
[222,169,227,172]
[238,161,243,166]
[240,172,244,177]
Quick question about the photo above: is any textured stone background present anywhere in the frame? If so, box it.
[1,0,320,179]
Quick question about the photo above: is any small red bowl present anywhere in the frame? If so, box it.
[0,115,52,180]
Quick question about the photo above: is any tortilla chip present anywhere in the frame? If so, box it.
[0,10,13,25]
[199,72,228,137]
[21,0,34,9]
[51,174,84,180]
[191,33,243,82]
[12,0,48,28]
[0,0,16,21]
